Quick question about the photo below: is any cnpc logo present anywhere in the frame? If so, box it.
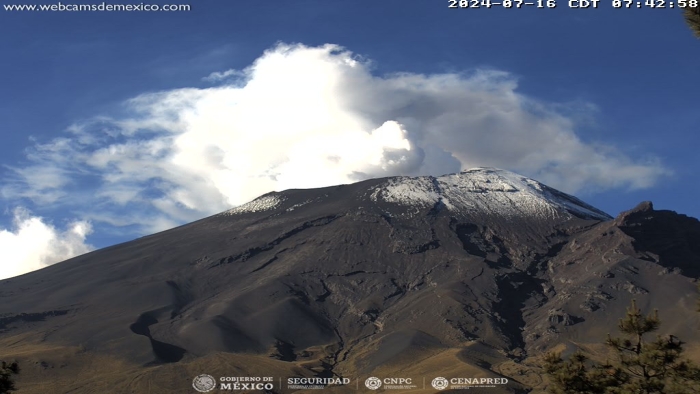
[365,377,414,390]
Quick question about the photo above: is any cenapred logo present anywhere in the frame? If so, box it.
[431,377,449,390]
[192,374,217,393]
[365,377,382,390]
[431,376,509,390]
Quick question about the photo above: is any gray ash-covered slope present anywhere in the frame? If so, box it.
[1,168,699,393]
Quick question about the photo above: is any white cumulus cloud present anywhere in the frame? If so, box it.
[0,208,93,280]
[2,42,669,239]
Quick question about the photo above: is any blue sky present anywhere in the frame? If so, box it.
[1,1,699,279]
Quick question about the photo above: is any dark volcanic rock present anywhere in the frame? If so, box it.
[614,201,700,277]
[0,168,698,394]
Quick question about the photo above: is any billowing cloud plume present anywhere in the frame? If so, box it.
[0,208,93,280]
[3,43,669,238]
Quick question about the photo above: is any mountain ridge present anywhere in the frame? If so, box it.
[0,169,698,394]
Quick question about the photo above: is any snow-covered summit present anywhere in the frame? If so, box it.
[371,167,611,221]
[221,167,611,221]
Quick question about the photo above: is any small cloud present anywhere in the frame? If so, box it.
[0,208,94,280]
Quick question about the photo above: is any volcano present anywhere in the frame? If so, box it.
[1,168,699,393]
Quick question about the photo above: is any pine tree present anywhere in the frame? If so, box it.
[0,361,19,394]
[543,350,621,394]
[685,6,700,39]
[605,300,700,393]
[544,300,700,394]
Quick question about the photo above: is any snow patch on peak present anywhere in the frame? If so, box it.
[370,177,440,207]
[222,195,285,216]
[286,199,313,212]
[371,168,611,221]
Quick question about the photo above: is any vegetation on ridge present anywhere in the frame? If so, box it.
[0,361,19,394]
[544,299,700,393]
[685,6,700,38]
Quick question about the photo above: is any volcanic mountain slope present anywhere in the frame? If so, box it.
[1,168,699,394]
